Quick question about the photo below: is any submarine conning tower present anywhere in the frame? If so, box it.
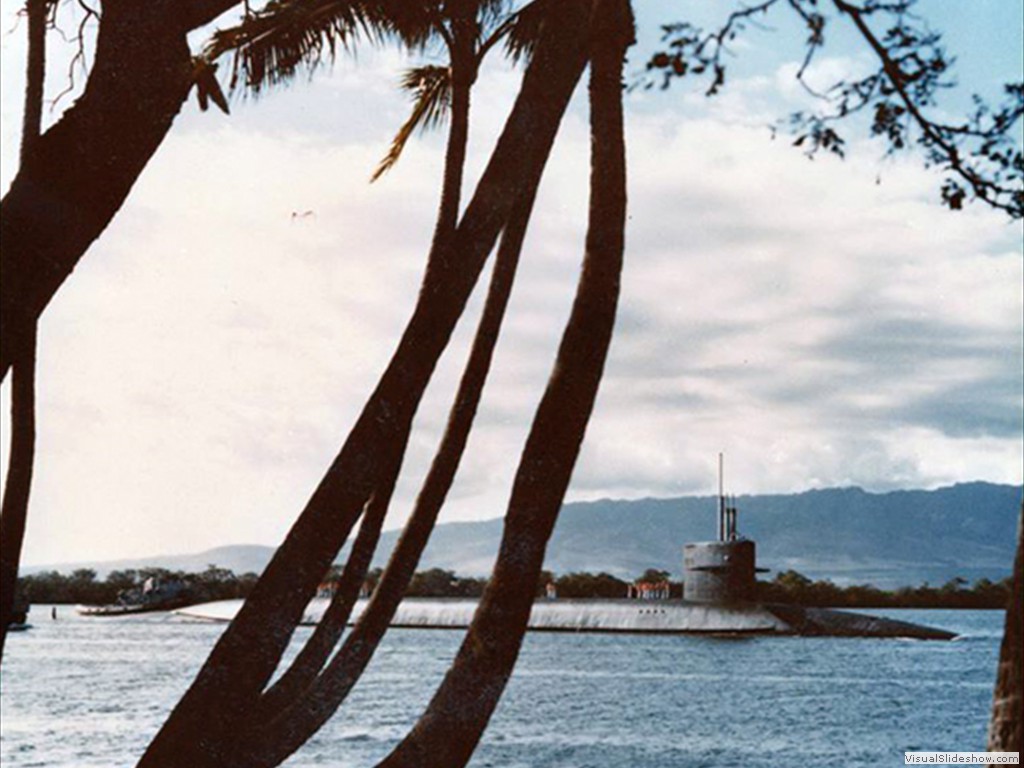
[683,454,758,604]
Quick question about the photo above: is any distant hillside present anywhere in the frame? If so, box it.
[24,483,1021,588]
[533,482,1021,587]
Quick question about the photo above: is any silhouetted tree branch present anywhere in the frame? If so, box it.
[646,0,1023,218]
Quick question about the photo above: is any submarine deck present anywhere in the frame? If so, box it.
[174,597,955,640]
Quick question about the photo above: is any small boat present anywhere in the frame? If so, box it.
[76,597,194,617]
[77,576,195,617]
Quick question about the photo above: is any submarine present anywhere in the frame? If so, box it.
[177,459,956,640]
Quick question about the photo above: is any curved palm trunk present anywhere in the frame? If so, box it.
[218,16,481,736]
[1,0,47,662]
[431,18,476,250]
[138,7,592,765]
[223,156,545,768]
[377,4,632,766]
[0,325,37,662]
[253,490,390,721]
[987,502,1022,757]
[0,0,240,383]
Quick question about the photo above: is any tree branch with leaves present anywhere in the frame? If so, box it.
[645,0,1022,218]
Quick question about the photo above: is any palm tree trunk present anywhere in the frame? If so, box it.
[252,490,390,721]
[212,18,481,737]
[222,146,547,768]
[987,502,1022,758]
[185,13,480,743]
[376,4,633,766]
[1,0,47,662]
[0,0,240,383]
[20,0,46,160]
[138,6,593,765]
[0,325,37,662]
[431,19,476,250]
[245,434,405,726]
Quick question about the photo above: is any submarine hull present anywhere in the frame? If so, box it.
[175,597,955,640]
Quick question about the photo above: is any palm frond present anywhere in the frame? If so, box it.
[476,0,514,40]
[191,58,231,114]
[372,65,452,181]
[377,1,441,52]
[206,0,431,95]
[503,0,552,66]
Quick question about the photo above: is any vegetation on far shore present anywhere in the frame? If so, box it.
[18,565,1012,610]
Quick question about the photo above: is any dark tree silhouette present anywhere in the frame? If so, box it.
[0,329,36,663]
[206,0,556,244]
[987,503,1022,756]
[1,0,248,664]
[215,112,553,768]
[376,2,632,764]
[138,6,594,765]
[0,0,48,661]
[180,17,558,699]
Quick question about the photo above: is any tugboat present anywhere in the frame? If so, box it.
[77,575,193,616]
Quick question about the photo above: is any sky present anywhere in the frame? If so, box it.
[1,1,1022,565]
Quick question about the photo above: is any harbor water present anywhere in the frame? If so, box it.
[0,607,1004,767]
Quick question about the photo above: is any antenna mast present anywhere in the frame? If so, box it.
[718,452,725,542]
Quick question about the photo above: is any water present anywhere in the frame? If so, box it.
[0,607,1004,767]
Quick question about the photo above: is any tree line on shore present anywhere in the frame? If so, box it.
[756,569,1012,609]
[19,565,1012,609]
[537,568,1013,608]
[18,566,260,606]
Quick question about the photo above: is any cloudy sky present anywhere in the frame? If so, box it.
[1,1,1021,565]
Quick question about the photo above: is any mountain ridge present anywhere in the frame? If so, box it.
[23,482,1021,588]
